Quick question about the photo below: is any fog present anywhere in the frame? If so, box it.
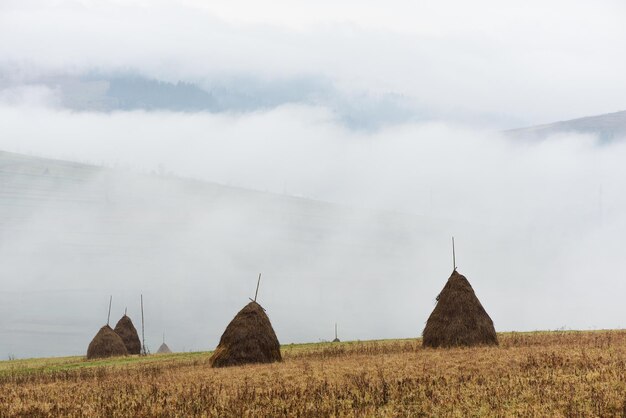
[1,0,626,359]
[2,103,626,358]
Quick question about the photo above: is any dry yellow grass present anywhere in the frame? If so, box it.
[1,331,626,417]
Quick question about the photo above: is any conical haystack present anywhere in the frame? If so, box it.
[422,270,498,348]
[210,301,282,368]
[87,325,129,359]
[113,315,142,355]
[156,342,172,354]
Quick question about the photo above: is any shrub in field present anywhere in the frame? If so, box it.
[114,315,142,355]
[423,269,498,348]
[87,325,129,359]
[210,301,281,368]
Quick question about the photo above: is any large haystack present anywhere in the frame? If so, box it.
[422,270,498,348]
[113,315,142,355]
[210,301,282,368]
[156,343,172,354]
[87,325,129,359]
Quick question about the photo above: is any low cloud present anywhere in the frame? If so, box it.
[1,104,626,357]
[0,84,61,108]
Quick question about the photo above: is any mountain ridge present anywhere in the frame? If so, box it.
[506,109,626,141]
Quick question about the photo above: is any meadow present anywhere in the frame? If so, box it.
[1,331,626,417]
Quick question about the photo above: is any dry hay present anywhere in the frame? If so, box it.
[156,343,172,354]
[210,301,282,368]
[87,325,128,359]
[422,270,498,348]
[113,315,142,355]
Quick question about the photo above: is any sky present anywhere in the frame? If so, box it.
[1,1,626,358]
[1,0,626,124]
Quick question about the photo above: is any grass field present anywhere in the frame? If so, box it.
[1,331,626,417]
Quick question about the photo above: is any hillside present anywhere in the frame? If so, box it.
[506,109,626,141]
[0,150,468,359]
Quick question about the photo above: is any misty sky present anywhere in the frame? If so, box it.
[1,1,626,358]
[2,0,626,124]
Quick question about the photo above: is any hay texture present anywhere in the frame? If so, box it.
[113,315,142,355]
[210,301,282,368]
[422,270,498,348]
[156,343,172,354]
[87,325,129,359]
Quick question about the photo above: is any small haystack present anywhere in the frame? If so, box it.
[210,301,282,368]
[332,323,340,343]
[87,325,129,359]
[156,342,172,354]
[114,315,142,355]
[157,333,172,354]
[422,270,498,348]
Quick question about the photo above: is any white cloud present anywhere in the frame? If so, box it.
[0,84,61,107]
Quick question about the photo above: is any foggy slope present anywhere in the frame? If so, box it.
[0,150,469,358]
[506,110,626,141]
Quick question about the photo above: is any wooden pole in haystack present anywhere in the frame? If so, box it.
[248,273,266,311]
[254,273,261,302]
[452,236,456,271]
[107,295,112,326]
[335,323,338,340]
[141,294,146,356]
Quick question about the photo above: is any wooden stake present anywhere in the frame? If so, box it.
[107,295,112,326]
[335,323,338,340]
[141,294,146,356]
[254,273,261,302]
[452,236,456,271]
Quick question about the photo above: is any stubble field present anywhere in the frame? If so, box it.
[1,331,626,417]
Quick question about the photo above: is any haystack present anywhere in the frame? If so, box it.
[156,342,172,354]
[422,270,498,348]
[87,325,129,359]
[113,315,142,355]
[210,301,282,368]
